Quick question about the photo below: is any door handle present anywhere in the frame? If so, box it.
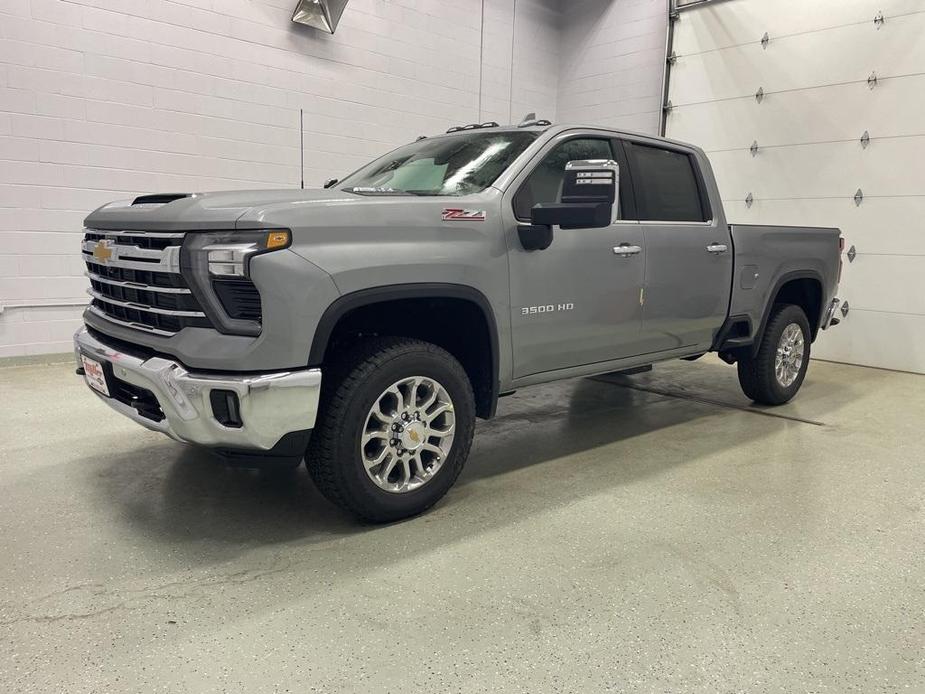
[613,243,642,258]
[706,243,728,254]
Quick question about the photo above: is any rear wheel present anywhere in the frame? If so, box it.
[737,303,811,405]
[306,337,475,522]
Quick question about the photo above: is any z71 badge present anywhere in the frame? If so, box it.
[442,208,486,221]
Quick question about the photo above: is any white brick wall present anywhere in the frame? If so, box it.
[558,0,667,134]
[0,0,664,358]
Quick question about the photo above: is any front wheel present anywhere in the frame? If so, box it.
[306,337,476,522]
[737,303,811,405]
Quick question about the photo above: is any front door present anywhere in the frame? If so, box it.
[504,133,646,379]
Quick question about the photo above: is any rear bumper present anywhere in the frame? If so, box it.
[821,297,841,330]
[73,327,321,452]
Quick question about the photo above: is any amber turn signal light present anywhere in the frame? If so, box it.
[266,230,290,249]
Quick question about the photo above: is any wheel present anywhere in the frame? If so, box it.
[737,303,811,405]
[306,337,476,522]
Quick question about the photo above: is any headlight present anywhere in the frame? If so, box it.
[188,229,290,279]
[180,229,291,336]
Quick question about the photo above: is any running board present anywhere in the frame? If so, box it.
[601,364,652,377]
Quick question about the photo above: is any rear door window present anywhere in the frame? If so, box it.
[627,144,708,222]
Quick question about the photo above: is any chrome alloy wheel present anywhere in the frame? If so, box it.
[361,376,456,493]
[775,323,805,387]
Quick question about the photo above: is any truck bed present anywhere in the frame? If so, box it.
[727,223,841,340]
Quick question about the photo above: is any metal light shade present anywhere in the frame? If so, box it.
[291,0,349,33]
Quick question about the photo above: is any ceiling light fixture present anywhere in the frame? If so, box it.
[291,0,349,34]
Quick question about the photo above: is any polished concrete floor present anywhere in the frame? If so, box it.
[1,355,922,693]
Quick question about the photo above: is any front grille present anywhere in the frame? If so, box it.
[82,229,210,336]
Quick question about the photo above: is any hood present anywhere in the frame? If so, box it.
[83,189,359,231]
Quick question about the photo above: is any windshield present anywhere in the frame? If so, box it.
[339,130,539,196]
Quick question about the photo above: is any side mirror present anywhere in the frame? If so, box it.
[323,178,339,189]
[519,160,619,251]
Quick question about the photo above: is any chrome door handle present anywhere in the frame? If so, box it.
[613,243,642,258]
[706,243,728,254]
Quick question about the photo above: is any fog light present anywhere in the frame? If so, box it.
[210,389,243,428]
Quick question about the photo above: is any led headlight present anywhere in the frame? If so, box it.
[195,230,290,278]
[181,229,291,336]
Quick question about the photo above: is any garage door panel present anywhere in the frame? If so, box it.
[670,14,925,104]
[670,0,925,373]
[722,197,925,257]
[709,137,925,199]
[833,256,925,315]
[668,74,925,152]
[674,0,924,55]
[813,310,925,374]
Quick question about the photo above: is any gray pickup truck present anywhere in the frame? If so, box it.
[74,121,842,521]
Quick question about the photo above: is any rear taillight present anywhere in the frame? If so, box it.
[838,236,844,283]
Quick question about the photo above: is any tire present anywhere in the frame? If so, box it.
[737,303,811,405]
[306,337,476,522]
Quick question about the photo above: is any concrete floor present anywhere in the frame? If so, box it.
[0,356,922,693]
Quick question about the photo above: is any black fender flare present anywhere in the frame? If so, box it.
[308,283,501,417]
[753,270,825,355]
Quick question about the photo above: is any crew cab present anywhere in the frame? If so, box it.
[74,121,842,521]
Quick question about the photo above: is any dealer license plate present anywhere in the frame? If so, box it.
[81,354,110,397]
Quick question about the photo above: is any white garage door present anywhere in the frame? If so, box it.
[666,0,925,374]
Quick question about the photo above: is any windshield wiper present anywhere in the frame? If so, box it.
[346,186,407,196]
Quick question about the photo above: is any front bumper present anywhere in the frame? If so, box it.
[74,327,321,452]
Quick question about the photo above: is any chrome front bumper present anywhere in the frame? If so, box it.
[74,327,321,451]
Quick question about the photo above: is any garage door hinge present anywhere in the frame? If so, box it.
[663,100,674,115]
[847,245,857,263]
[854,188,864,206]
[750,140,759,156]
[761,32,769,49]
[867,71,878,89]
[755,87,764,103]
[840,301,850,318]
[745,192,754,208]
[667,51,678,65]
[860,130,871,148]
[873,11,884,29]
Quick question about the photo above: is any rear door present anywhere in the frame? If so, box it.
[623,140,732,352]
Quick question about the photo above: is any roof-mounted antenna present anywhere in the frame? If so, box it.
[518,112,536,126]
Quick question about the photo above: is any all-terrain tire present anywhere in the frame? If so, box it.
[306,337,476,522]
[737,303,811,405]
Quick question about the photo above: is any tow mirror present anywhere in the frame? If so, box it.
[323,178,339,189]
[519,159,619,251]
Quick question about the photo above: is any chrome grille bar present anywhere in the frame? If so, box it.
[86,271,192,295]
[82,240,181,273]
[87,305,178,337]
[87,288,206,317]
[84,229,186,239]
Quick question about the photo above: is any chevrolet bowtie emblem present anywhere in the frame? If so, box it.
[92,241,113,263]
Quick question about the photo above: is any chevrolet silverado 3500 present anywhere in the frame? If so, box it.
[74,121,842,521]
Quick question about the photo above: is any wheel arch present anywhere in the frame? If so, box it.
[753,271,824,355]
[308,283,501,419]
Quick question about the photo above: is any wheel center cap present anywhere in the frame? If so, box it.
[400,421,426,450]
